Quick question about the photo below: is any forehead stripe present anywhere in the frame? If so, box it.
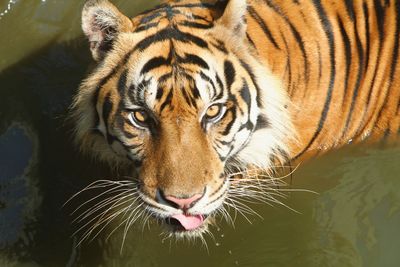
[160,89,173,112]
[141,56,170,74]
[117,69,128,96]
[199,72,216,98]
[128,79,151,105]
[178,53,209,70]
[178,21,214,29]
[140,53,209,75]
[134,27,208,52]
[134,22,160,33]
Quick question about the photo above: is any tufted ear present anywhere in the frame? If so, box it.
[82,0,133,61]
[215,0,247,37]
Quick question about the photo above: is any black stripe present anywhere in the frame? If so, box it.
[224,60,236,89]
[281,32,293,95]
[158,73,172,84]
[364,0,385,106]
[116,117,138,139]
[134,22,159,33]
[239,59,262,107]
[344,0,355,21]
[156,85,164,100]
[341,10,365,138]
[316,44,322,89]
[127,79,151,105]
[255,114,271,130]
[374,0,385,42]
[247,6,280,50]
[363,3,370,73]
[92,66,122,131]
[212,39,228,54]
[366,60,382,105]
[265,0,308,85]
[102,93,114,144]
[160,89,173,112]
[141,56,169,74]
[390,0,400,82]
[215,73,225,99]
[124,143,142,150]
[181,86,197,108]
[134,27,208,52]
[215,73,224,91]
[294,0,336,160]
[337,16,352,105]
[192,82,201,99]
[222,108,237,136]
[238,120,254,132]
[200,72,216,97]
[178,53,209,69]
[191,14,211,22]
[117,69,128,97]
[246,32,256,48]
[178,21,213,29]
[216,139,233,146]
[373,0,400,131]
[240,79,251,114]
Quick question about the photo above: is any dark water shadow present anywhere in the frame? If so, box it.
[0,36,117,266]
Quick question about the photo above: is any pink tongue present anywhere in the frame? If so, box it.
[171,214,204,230]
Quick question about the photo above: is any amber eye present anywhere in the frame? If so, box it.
[129,109,149,128]
[204,103,226,123]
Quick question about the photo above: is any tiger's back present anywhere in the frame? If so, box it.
[246,0,400,158]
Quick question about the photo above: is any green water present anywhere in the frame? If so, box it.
[1,0,400,266]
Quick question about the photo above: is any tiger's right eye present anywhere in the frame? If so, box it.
[129,109,149,128]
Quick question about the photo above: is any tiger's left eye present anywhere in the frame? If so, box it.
[204,103,226,123]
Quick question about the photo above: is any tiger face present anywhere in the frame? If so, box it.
[73,0,293,236]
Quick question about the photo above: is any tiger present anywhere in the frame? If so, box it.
[72,0,400,238]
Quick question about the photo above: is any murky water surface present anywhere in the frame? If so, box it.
[1,1,400,266]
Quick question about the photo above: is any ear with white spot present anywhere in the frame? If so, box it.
[82,0,133,61]
[215,0,247,37]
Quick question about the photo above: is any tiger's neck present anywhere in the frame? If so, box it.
[246,0,400,159]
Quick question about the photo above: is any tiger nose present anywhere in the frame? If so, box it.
[157,190,203,210]
[165,194,203,210]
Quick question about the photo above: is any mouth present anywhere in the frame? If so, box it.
[164,213,209,232]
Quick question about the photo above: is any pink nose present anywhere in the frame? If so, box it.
[165,194,203,210]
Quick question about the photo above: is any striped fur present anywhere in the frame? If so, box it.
[72,0,400,235]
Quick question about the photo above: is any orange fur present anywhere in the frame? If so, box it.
[72,0,400,235]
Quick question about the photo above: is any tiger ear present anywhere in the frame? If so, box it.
[215,0,247,36]
[82,0,133,61]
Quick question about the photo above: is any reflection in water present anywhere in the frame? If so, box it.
[0,0,17,20]
[0,124,40,265]
[0,0,399,266]
[309,146,400,267]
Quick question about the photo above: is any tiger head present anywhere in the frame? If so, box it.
[73,0,294,236]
